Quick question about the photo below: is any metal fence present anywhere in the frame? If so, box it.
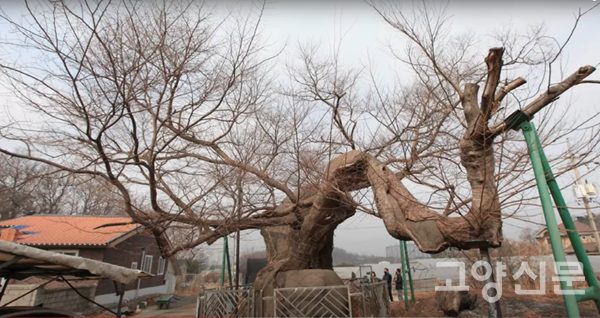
[196,282,389,318]
[274,285,351,318]
[176,274,203,294]
[198,286,256,318]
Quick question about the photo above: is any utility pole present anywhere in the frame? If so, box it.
[568,139,600,255]
[234,172,243,289]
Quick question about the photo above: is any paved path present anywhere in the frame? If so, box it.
[133,297,197,317]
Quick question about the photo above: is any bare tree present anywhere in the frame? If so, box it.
[519,227,538,243]
[0,0,598,291]
[0,153,125,219]
[0,154,43,220]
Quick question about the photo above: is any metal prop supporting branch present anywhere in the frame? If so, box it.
[0,279,8,304]
[403,241,415,304]
[518,118,600,318]
[220,236,232,288]
[399,241,415,311]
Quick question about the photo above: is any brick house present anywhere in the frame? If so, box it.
[535,221,599,255]
[0,215,179,305]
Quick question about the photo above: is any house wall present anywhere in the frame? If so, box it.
[537,232,595,248]
[536,237,547,246]
[562,236,571,247]
[21,233,171,305]
[95,233,166,300]
[79,248,106,261]
[581,234,596,244]
[94,258,178,305]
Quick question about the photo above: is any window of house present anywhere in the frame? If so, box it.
[157,257,166,275]
[50,250,79,257]
[131,262,138,270]
[141,255,153,273]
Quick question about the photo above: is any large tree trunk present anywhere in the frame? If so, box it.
[253,185,356,290]
[253,147,502,290]
[252,49,514,291]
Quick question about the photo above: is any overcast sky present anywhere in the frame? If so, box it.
[1,0,600,260]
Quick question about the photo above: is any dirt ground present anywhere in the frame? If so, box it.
[391,291,600,318]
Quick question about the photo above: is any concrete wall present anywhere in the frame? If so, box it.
[94,284,168,305]
[165,261,177,294]
[0,284,39,307]
[1,284,96,313]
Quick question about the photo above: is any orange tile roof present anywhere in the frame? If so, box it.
[536,221,597,238]
[557,221,596,234]
[0,215,141,246]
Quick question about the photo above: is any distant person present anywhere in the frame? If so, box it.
[370,271,380,282]
[383,268,393,302]
[395,268,403,301]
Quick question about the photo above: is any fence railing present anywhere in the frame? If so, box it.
[196,281,389,318]
[274,285,351,318]
[198,288,255,318]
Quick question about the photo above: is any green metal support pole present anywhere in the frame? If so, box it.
[220,237,226,287]
[224,236,233,287]
[399,241,409,310]
[402,241,415,303]
[521,121,580,318]
[531,124,600,311]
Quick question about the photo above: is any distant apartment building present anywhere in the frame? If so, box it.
[386,241,432,260]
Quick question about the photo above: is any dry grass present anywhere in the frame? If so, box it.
[391,292,445,317]
[389,289,600,317]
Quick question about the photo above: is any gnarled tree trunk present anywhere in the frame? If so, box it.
[252,48,596,291]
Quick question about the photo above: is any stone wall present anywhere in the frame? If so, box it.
[2,284,96,313]
[37,285,97,313]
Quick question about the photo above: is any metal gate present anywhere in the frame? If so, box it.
[196,282,389,318]
[198,288,255,318]
[273,285,351,318]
